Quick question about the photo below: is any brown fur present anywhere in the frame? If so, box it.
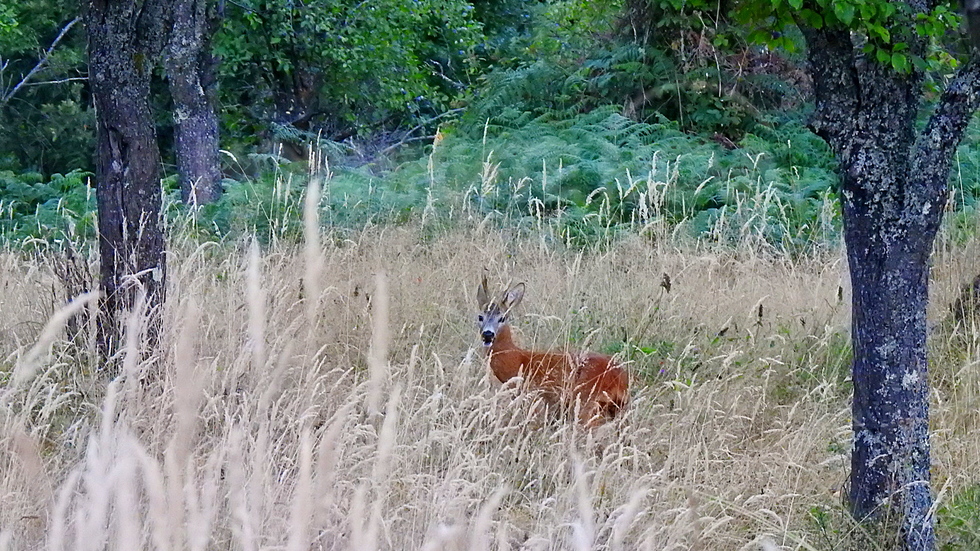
[478,278,629,427]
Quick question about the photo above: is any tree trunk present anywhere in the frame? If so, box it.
[164,0,222,205]
[799,10,980,544]
[87,0,167,363]
[843,155,937,549]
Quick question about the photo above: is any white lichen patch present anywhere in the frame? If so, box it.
[903,369,920,390]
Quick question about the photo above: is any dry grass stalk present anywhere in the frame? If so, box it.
[0,221,979,549]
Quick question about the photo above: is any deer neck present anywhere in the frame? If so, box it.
[488,324,519,353]
[486,324,525,382]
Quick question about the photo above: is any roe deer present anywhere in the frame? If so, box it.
[476,276,629,427]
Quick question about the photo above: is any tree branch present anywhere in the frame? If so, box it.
[24,76,89,86]
[906,58,980,235]
[914,59,980,173]
[378,134,437,156]
[797,23,861,161]
[0,17,80,105]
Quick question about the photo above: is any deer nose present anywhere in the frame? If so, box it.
[482,330,495,344]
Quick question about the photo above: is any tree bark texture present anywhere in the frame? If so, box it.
[163,0,222,205]
[87,0,167,362]
[801,11,980,549]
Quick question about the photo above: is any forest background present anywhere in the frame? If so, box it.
[1,0,863,247]
[4,0,980,247]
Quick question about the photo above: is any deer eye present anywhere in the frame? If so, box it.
[478,315,484,322]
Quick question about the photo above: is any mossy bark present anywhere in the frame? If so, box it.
[164,0,222,205]
[86,0,167,365]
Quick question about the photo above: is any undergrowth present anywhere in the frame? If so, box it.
[8,84,980,259]
[6,99,980,258]
[0,108,846,258]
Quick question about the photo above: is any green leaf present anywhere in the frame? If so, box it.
[776,35,797,53]
[869,24,890,43]
[800,9,823,29]
[876,47,891,65]
[891,52,909,73]
[746,28,771,45]
[834,2,855,26]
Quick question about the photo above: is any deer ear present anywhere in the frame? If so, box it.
[477,275,490,309]
[504,282,525,310]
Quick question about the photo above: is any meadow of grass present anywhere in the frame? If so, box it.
[2,170,980,550]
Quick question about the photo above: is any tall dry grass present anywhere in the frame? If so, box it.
[2,206,980,549]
